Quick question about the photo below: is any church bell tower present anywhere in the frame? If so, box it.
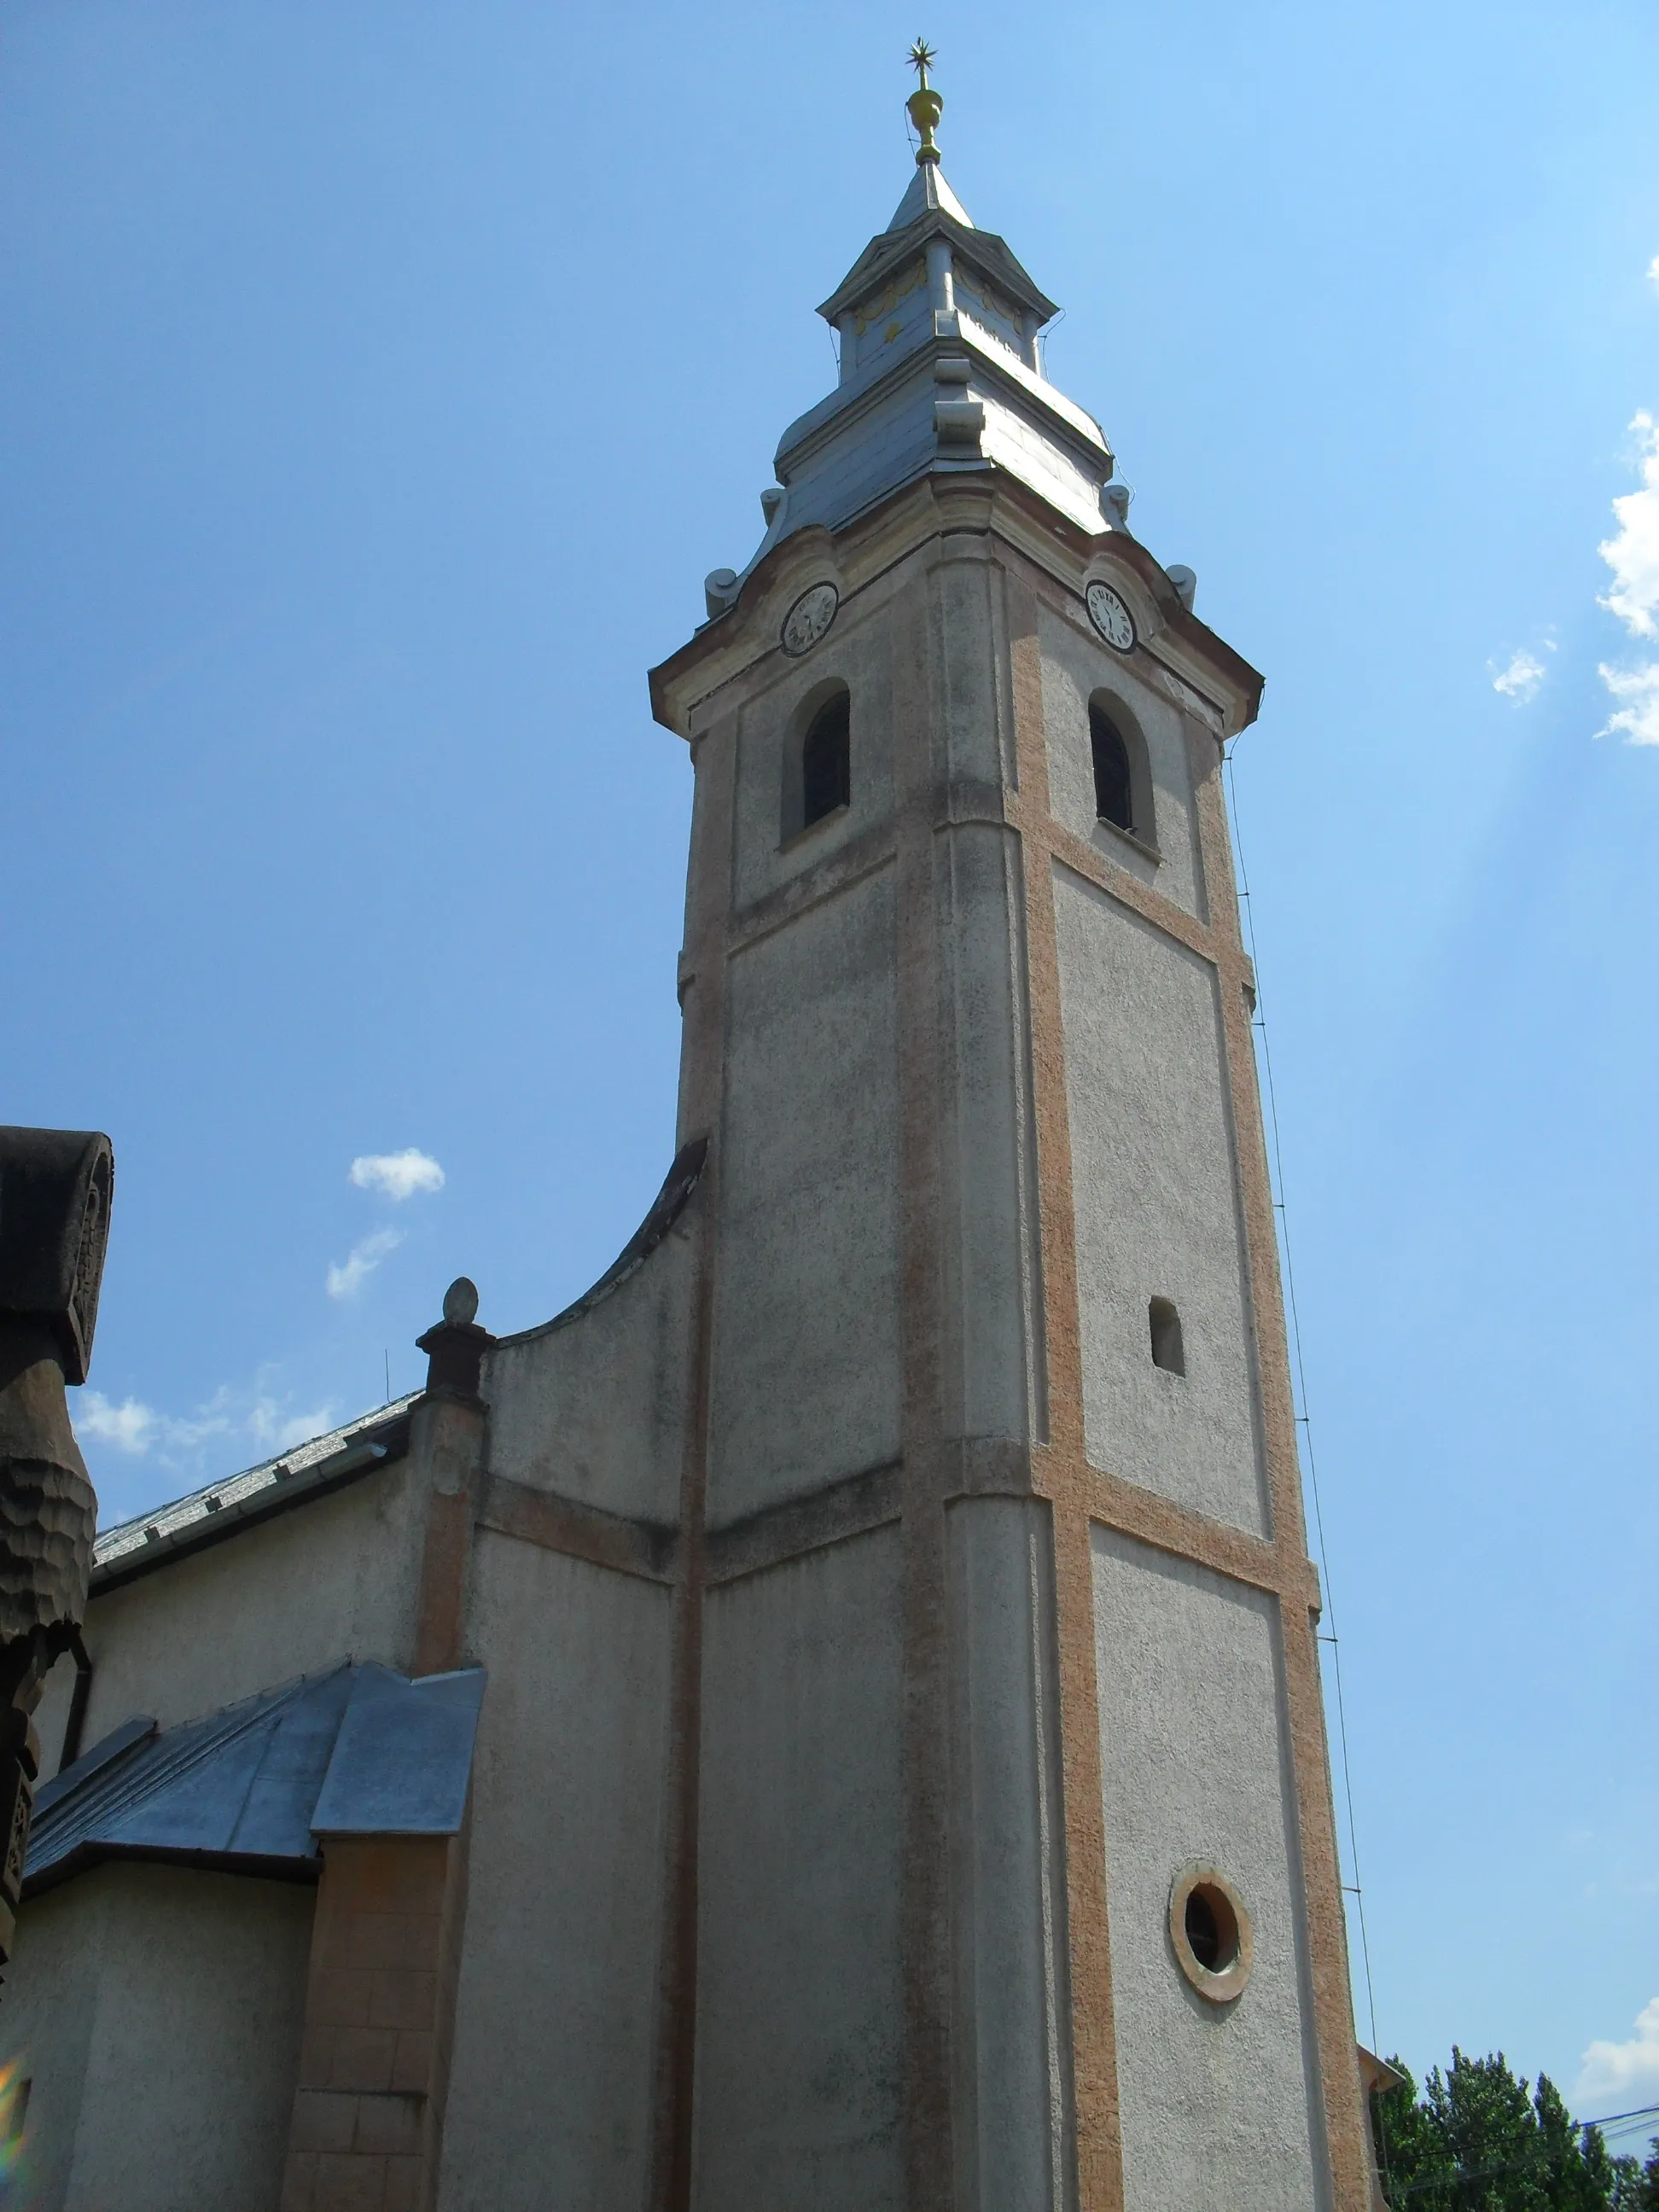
[648,50,1376,2211]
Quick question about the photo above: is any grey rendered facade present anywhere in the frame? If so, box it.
[3,122,1380,2212]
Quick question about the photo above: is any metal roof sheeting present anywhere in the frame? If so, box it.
[311,1667,486,1837]
[24,1660,485,1898]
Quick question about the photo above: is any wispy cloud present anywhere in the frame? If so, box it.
[1490,645,1551,703]
[1574,1997,1659,2111]
[76,1393,161,1454]
[73,1376,339,1465]
[249,1397,341,1452]
[326,1225,403,1300]
[349,1149,445,1202]
[1597,660,1659,748]
[1598,410,1659,745]
[1650,255,1659,294]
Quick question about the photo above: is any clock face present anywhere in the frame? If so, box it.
[781,582,839,657]
[1086,579,1136,653]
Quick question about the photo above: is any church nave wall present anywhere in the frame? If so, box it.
[440,1534,674,2211]
[693,1524,906,2211]
[75,1458,428,1743]
[1,1865,311,2212]
[482,1184,698,1533]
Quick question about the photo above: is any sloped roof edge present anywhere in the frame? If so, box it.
[25,1662,486,1900]
[90,1398,417,1597]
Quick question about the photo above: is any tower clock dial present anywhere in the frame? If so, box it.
[781,582,839,657]
[1086,579,1136,653]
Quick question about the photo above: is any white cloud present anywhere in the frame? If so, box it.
[1574,1997,1659,2112]
[1491,647,1548,702]
[1595,414,1659,747]
[249,1397,340,1452]
[75,1392,158,1453]
[325,1226,403,1300]
[74,1389,236,1455]
[1598,660,1659,747]
[349,1149,445,1202]
[1649,255,1659,294]
[1600,414,1659,639]
[72,1377,329,1463]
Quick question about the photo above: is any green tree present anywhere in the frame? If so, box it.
[1609,2138,1659,2211]
[1370,2047,1654,2210]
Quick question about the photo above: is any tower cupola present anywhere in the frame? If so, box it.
[716,49,1122,618]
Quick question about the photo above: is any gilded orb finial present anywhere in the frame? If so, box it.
[905,38,944,166]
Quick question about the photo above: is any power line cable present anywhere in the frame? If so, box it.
[1224,747,1385,2138]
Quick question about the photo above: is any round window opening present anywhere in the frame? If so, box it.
[1169,1864,1253,2004]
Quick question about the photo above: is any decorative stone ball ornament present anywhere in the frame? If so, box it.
[1168,1861,1254,2004]
[781,582,839,657]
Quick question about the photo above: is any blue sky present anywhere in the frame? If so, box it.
[3,0,1656,2130]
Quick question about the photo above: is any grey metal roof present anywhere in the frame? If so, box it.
[885,158,973,233]
[25,1661,486,1898]
[311,1667,486,1837]
[91,1394,419,1594]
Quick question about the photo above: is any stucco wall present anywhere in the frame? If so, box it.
[929,549,1045,1451]
[1091,1529,1329,2211]
[439,1532,672,2212]
[2,1864,311,2212]
[1053,867,1268,1534]
[934,818,1046,1449]
[32,1654,78,1783]
[730,593,895,915]
[76,1459,423,1741]
[694,1528,905,2210]
[946,1496,1073,2211]
[484,1212,696,1528]
[708,866,901,1526]
[1039,608,1206,921]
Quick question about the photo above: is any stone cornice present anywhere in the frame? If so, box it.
[648,473,1264,741]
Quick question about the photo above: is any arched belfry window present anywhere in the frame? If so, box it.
[1091,704,1134,834]
[801,690,851,829]
[1149,1296,1185,1377]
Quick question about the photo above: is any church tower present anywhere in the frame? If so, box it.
[648,51,1377,2212]
[0,49,1385,2212]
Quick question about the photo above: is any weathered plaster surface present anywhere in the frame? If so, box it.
[78,1460,423,1738]
[928,549,1045,1449]
[2,1864,311,2211]
[1053,868,1268,1534]
[730,594,895,913]
[934,819,1045,1447]
[32,1649,78,1778]
[946,1496,1073,2211]
[1091,1528,1328,2210]
[694,1528,905,2209]
[484,1216,696,1528]
[1039,608,1206,921]
[709,866,902,1526]
[440,1533,672,2212]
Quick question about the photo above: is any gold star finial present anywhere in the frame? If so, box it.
[905,38,943,166]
